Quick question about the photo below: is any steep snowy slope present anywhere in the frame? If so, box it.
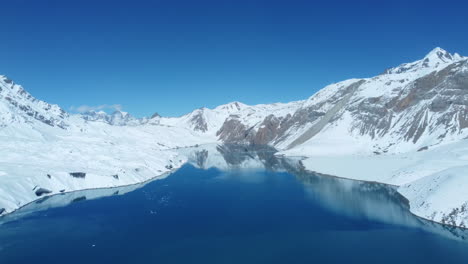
[0,75,68,129]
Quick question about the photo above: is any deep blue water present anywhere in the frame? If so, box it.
[1,148,468,263]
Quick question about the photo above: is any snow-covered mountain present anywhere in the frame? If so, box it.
[208,48,468,155]
[158,100,301,138]
[0,75,68,129]
[1,47,468,228]
[4,47,465,152]
[145,47,468,156]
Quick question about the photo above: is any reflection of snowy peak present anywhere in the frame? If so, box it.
[0,75,68,129]
[179,144,281,171]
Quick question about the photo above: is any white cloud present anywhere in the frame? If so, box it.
[70,104,123,113]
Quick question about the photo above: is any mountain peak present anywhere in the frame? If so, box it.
[425,47,447,56]
[423,47,460,62]
[215,101,248,112]
[111,110,129,117]
[150,112,161,119]
[384,47,464,75]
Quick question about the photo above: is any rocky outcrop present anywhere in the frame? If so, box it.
[35,188,52,197]
[189,110,209,132]
[69,172,86,178]
[217,118,250,143]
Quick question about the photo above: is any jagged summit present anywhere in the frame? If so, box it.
[150,112,161,119]
[214,101,248,112]
[81,109,147,126]
[384,47,465,75]
[424,47,463,62]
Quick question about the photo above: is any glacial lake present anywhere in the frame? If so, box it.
[1,145,468,263]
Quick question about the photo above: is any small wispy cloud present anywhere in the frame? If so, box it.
[69,104,123,113]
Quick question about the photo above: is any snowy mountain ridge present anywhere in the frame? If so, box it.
[144,47,468,155]
[211,47,468,154]
[0,75,68,129]
[81,110,157,126]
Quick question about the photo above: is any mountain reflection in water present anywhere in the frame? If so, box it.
[1,144,467,245]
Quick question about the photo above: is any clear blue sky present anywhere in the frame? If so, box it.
[1,0,467,117]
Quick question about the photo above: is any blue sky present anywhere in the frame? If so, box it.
[1,0,467,117]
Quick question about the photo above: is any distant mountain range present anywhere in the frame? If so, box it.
[1,47,468,227]
[5,47,467,154]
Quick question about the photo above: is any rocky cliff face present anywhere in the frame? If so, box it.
[351,59,468,143]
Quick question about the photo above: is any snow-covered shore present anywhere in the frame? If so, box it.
[282,140,468,227]
[0,117,218,216]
